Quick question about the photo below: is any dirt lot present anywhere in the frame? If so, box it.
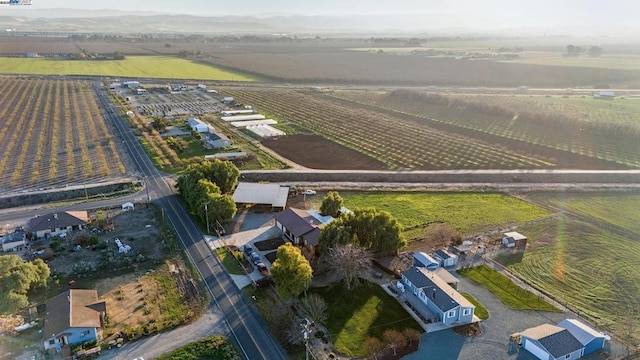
[46,206,162,276]
[262,134,387,170]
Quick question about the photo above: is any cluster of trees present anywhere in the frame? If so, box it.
[318,207,405,254]
[566,45,603,57]
[0,255,50,314]
[176,160,239,228]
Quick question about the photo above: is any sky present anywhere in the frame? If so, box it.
[4,0,638,32]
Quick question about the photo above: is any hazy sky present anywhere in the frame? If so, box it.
[22,0,639,19]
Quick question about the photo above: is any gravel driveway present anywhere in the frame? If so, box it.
[402,273,626,360]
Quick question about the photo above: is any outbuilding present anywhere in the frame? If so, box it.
[187,118,209,133]
[502,231,527,248]
[413,252,440,271]
[232,182,289,211]
[433,249,458,267]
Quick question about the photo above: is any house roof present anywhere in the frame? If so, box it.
[274,208,320,237]
[188,118,205,126]
[401,267,473,312]
[1,231,26,244]
[558,319,605,345]
[504,232,527,240]
[206,131,229,142]
[414,252,439,266]
[520,323,564,340]
[28,211,88,232]
[232,182,289,208]
[520,324,584,358]
[434,249,456,260]
[44,289,103,339]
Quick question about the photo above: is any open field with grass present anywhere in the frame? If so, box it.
[458,265,561,312]
[308,191,550,240]
[335,90,640,168]
[215,247,245,275]
[500,217,640,343]
[509,52,640,70]
[0,56,257,80]
[524,192,640,235]
[309,281,422,357]
[221,88,555,170]
[0,77,126,193]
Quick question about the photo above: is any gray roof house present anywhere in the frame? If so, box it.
[557,319,607,356]
[274,208,322,257]
[1,230,27,252]
[203,130,230,149]
[28,211,89,239]
[518,323,585,360]
[400,266,474,327]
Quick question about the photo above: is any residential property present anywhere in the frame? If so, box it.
[28,211,89,239]
[399,266,475,326]
[232,182,289,211]
[514,319,608,360]
[203,130,231,149]
[43,289,106,354]
[502,231,527,248]
[187,118,209,133]
[1,230,27,252]
[274,208,323,257]
[516,324,585,360]
[433,249,458,267]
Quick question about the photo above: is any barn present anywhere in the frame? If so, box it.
[502,231,527,248]
[232,182,289,211]
[187,118,209,133]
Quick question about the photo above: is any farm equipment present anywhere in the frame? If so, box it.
[107,338,124,349]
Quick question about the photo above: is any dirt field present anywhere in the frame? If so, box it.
[262,134,387,170]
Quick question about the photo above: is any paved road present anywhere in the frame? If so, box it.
[93,83,288,360]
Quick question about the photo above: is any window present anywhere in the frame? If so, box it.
[565,355,571,359]
[49,339,55,345]
[463,308,471,316]
[447,310,455,318]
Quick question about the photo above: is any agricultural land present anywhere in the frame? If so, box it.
[0,77,128,194]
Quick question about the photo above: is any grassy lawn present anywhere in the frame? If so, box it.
[461,293,489,320]
[525,192,640,234]
[308,192,549,239]
[309,281,422,357]
[458,265,561,313]
[156,335,241,360]
[215,247,245,275]
[504,217,640,338]
[0,56,257,80]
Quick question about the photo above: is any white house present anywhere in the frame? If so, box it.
[1,230,27,252]
[44,289,106,354]
[187,118,209,133]
[433,249,457,267]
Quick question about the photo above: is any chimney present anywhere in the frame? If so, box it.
[432,288,437,300]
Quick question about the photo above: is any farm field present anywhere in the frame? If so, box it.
[334,90,639,168]
[220,88,554,170]
[509,52,640,70]
[504,217,640,343]
[306,191,550,240]
[523,192,640,235]
[0,56,257,80]
[0,77,127,193]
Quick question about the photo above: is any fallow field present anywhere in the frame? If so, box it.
[220,88,555,170]
[0,77,126,193]
[334,90,640,169]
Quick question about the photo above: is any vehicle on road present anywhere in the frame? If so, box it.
[301,189,317,195]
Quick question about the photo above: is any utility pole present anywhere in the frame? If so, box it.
[145,177,150,205]
[204,203,210,234]
[301,318,312,360]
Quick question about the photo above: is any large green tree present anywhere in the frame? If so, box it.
[0,255,50,314]
[319,208,405,254]
[320,191,344,217]
[271,243,313,299]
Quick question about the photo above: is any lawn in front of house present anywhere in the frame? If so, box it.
[309,281,422,357]
[458,265,560,313]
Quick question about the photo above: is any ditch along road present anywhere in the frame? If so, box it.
[93,83,289,360]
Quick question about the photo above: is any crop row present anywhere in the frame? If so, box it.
[221,89,552,170]
[336,90,640,168]
[0,77,126,193]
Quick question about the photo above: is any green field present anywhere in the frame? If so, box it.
[309,281,422,357]
[502,217,640,339]
[309,192,550,239]
[458,265,561,312]
[0,56,257,80]
[524,192,640,234]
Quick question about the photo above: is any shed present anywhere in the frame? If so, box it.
[502,231,527,248]
[433,249,458,267]
[517,324,584,360]
[413,252,440,270]
[232,182,289,211]
[187,118,209,133]
[557,319,608,356]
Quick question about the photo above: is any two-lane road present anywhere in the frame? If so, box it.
[93,84,287,360]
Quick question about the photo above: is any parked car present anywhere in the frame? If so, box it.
[257,263,269,275]
[301,189,317,195]
[244,244,255,256]
[250,252,261,265]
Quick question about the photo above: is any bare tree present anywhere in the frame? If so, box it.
[425,223,461,247]
[365,337,385,360]
[403,328,421,347]
[325,243,373,291]
[382,329,408,356]
[298,293,328,325]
